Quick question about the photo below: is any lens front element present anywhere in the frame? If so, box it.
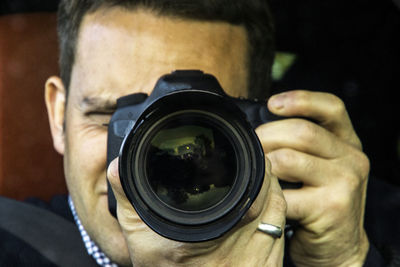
[147,120,237,212]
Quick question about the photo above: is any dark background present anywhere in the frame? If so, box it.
[1,0,399,186]
[268,0,400,186]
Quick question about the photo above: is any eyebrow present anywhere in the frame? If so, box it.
[80,96,117,112]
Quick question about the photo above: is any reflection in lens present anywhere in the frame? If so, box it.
[146,119,236,211]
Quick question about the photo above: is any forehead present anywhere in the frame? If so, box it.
[70,7,249,100]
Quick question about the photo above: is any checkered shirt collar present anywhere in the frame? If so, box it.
[68,196,119,267]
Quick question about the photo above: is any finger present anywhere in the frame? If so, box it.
[255,177,287,242]
[268,90,361,149]
[282,187,318,222]
[282,183,350,224]
[265,232,285,267]
[283,183,355,225]
[267,148,337,186]
[256,118,348,159]
[249,176,286,266]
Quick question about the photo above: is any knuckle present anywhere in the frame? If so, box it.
[265,156,273,173]
[290,90,309,109]
[341,171,362,191]
[356,152,371,179]
[328,94,347,119]
[294,120,317,144]
[351,136,363,150]
[342,150,370,185]
[271,148,294,170]
[269,193,287,215]
[325,191,351,213]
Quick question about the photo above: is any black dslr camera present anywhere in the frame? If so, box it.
[107,70,279,242]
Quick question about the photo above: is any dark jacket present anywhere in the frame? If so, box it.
[1,178,399,266]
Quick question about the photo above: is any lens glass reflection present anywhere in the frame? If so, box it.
[146,117,236,211]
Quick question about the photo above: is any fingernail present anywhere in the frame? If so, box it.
[269,93,286,110]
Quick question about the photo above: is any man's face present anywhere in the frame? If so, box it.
[48,7,249,265]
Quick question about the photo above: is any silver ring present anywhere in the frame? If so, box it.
[257,222,283,238]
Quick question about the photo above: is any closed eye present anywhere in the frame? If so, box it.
[84,111,113,127]
[80,96,117,127]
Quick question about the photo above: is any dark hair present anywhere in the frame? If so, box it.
[57,0,275,100]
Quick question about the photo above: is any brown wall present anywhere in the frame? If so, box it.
[0,13,67,200]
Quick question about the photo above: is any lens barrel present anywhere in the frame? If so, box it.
[118,91,265,242]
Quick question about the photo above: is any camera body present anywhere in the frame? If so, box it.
[107,70,279,242]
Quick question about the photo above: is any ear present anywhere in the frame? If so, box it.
[45,76,66,155]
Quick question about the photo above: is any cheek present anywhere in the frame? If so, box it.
[79,133,107,172]
[64,119,108,195]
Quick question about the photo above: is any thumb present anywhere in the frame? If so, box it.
[107,157,142,224]
[107,157,129,206]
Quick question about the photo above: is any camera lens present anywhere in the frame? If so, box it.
[118,92,265,241]
[146,117,237,212]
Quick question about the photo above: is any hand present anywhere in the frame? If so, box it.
[107,157,286,266]
[256,90,370,266]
